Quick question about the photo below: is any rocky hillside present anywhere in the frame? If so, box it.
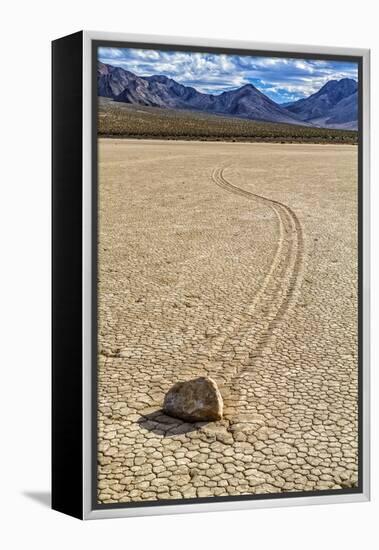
[98,62,358,130]
[284,78,358,130]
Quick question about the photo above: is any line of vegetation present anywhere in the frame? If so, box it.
[98,98,358,145]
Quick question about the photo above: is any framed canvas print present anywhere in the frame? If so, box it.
[52,31,370,520]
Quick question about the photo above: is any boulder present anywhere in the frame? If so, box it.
[163,376,223,422]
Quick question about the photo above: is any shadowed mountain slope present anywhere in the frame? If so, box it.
[285,78,358,129]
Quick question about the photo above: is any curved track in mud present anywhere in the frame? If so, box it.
[210,166,305,396]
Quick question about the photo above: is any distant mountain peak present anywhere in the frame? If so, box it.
[239,83,257,90]
[318,77,357,94]
[285,77,358,130]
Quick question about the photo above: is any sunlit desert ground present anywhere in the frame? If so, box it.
[97,138,358,504]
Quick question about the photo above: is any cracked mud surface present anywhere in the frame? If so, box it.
[97,139,358,504]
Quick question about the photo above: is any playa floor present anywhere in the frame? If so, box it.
[97,139,358,504]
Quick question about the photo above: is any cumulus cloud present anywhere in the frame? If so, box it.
[98,47,358,103]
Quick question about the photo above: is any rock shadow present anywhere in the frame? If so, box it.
[137,409,208,437]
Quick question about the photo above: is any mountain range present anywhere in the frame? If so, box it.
[98,61,358,130]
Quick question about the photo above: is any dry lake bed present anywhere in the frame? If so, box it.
[97,139,358,504]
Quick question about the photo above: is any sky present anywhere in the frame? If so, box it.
[98,47,358,104]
